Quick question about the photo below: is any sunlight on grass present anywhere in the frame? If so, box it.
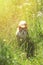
[0,0,43,65]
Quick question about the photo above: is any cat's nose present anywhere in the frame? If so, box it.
[22,30,25,34]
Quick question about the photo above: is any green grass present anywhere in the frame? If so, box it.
[0,0,43,65]
[0,17,43,65]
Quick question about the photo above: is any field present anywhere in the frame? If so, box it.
[0,0,43,65]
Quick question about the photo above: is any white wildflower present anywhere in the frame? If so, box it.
[37,11,42,17]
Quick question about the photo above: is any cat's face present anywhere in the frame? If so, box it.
[16,21,28,40]
[16,27,27,40]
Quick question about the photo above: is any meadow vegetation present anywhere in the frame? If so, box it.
[0,0,43,65]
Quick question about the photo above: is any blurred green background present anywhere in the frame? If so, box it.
[0,0,43,65]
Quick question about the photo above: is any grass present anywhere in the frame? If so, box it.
[0,17,43,65]
[0,0,43,65]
